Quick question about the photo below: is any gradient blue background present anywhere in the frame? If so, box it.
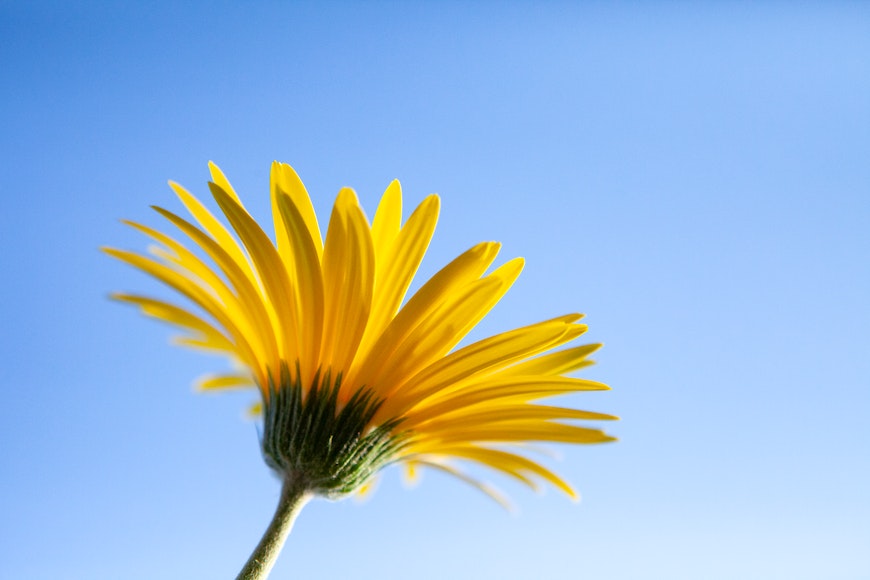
[2,2,868,579]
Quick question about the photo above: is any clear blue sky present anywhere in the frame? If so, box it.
[2,2,868,579]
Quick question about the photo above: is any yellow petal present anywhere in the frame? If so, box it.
[374,257,524,412]
[370,179,402,256]
[149,206,279,368]
[210,182,298,366]
[103,248,266,386]
[414,404,619,432]
[359,194,440,362]
[124,220,239,310]
[246,401,263,418]
[208,161,244,206]
[503,343,602,376]
[351,240,501,394]
[421,421,616,446]
[275,192,325,383]
[408,459,513,511]
[394,319,585,414]
[168,180,254,283]
[418,444,578,499]
[111,293,235,353]
[402,375,610,423]
[320,188,375,378]
[271,161,323,259]
[196,373,256,391]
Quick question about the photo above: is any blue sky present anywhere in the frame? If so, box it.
[2,2,868,579]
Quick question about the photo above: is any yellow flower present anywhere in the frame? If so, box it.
[105,161,616,506]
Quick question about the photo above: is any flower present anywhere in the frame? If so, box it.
[105,161,616,506]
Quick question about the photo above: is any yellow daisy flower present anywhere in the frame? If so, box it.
[105,161,616,578]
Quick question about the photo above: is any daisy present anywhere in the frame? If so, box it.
[105,162,616,579]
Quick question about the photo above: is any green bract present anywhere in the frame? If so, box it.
[261,363,406,497]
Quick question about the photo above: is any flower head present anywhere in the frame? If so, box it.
[105,162,616,505]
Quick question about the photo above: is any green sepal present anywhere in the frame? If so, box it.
[260,363,406,498]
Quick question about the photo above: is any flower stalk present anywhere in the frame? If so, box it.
[236,476,311,580]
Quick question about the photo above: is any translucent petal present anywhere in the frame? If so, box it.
[275,192,325,383]
[320,188,375,378]
[104,248,266,385]
[208,161,244,206]
[370,179,402,256]
[413,404,619,432]
[271,161,323,259]
[410,459,513,511]
[210,183,298,365]
[168,181,254,283]
[504,343,602,377]
[418,444,577,499]
[111,293,234,353]
[374,258,524,417]
[402,376,610,424]
[196,373,256,391]
[421,421,616,446]
[393,319,585,413]
[125,220,239,310]
[352,241,500,393]
[149,206,279,368]
[356,194,440,369]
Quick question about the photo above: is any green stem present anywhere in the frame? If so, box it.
[236,477,311,580]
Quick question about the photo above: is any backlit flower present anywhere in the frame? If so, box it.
[105,161,616,576]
